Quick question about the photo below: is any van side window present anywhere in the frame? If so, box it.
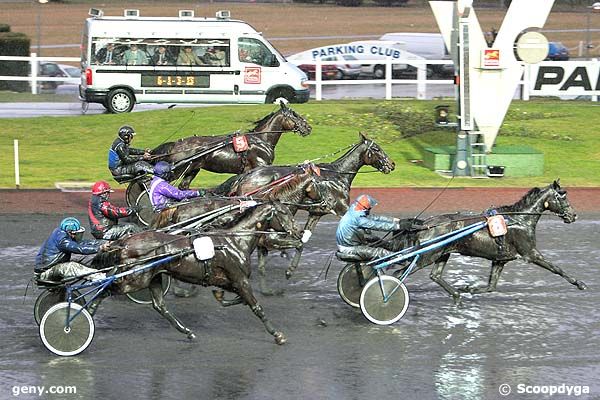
[238,38,278,67]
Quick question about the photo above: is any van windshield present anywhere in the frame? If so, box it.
[238,37,279,67]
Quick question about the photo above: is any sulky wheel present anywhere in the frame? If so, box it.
[125,179,146,208]
[134,191,153,227]
[126,273,171,304]
[34,289,83,325]
[39,302,95,357]
[337,263,376,308]
[359,275,410,326]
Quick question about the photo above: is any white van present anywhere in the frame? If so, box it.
[80,9,309,113]
[378,33,453,77]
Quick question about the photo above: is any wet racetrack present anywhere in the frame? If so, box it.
[1,212,599,399]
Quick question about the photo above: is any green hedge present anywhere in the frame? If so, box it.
[0,31,30,92]
[0,24,10,33]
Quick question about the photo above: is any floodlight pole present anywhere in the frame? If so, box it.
[35,0,48,57]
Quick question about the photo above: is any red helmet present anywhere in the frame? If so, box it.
[91,180,114,195]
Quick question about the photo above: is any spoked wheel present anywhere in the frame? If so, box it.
[126,273,171,304]
[337,263,376,308]
[39,302,95,356]
[125,179,146,208]
[134,191,153,227]
[34,289,83,325]
[359,275,410,326]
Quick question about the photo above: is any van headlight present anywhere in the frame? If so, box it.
[301,77,309,88]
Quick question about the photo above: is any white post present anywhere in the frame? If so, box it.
[593,58,599,102]
[14,139,20,189]
[315,59,322,101]
[31,52,38,95]
[416,64,426,100]
[385,58,392,100]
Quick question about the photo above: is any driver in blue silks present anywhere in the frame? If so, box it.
[35,217,108,282]
[108,125,154,179]
[336,194,422,261]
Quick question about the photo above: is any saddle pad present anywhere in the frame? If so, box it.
[487,215,508,237]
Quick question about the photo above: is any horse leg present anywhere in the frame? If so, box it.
[286,215,320,279]
[459,261,507,294]
[429,254,462,305]
[526,249,587,290]
[229,268,286,345]
[257,246,283,296]
[149,276,196,340]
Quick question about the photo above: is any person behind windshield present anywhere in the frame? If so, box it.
[152,45,172,66]
[336,194,423,261]
[96,43,116,65]
[149,161,205,211]
[122,43,148,66]
[88,180,142,240]
[108,125,154,179]
[35,217,107,282]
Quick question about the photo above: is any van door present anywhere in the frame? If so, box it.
[235,37,281,103]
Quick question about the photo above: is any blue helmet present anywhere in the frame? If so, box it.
[153,161,173,179]
[60,217,85,233]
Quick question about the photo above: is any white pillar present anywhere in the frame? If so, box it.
[14,139,20,189]
[417,64,426,100]
[385,58,392,100]
[31,53,38,95]
[315,59,322,101]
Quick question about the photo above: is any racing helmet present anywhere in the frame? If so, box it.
[153,161,173,180]
[91,180,114,195]
[60,217,85,233]
[354,194,378,211]
[118,125,136,141]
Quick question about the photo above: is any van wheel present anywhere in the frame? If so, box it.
[373,65,386,79]
[335,69,344,80]
[107,89,135,113]
[266,88,293,104]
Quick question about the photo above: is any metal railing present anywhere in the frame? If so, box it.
[0,53,79,95]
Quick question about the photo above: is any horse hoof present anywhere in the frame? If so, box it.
[576,281,587,290]
[274,332,287,345]
[456,286,471,293]
[285,270,293,280]
[452,295,462,306]
[187,332,197,341]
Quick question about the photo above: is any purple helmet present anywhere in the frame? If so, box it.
[153,161,172,179]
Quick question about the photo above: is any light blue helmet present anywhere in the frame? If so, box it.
[60,217,85,233]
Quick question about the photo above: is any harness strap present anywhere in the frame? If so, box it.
[242,173,296,197]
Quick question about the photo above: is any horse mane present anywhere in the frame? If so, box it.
[497,187,543,212]
[151,207,177,229]
[152,141,175,155]
[249,110,278,132]
[261,173,306,201]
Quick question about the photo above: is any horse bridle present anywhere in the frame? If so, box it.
[364,140,390,172]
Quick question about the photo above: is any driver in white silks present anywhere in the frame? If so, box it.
[336,194,424,261]
[35,217,108,282]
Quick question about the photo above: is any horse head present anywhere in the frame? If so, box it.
[359,132,395,174]
[253,102,312,137]
[544,179,577,223]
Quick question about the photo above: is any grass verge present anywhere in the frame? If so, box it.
[1,99,599,189]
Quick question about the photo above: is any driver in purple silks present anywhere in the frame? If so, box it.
[149,161,205,211]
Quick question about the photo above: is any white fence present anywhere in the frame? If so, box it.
[1,54,598,101]
[0,53,79,95]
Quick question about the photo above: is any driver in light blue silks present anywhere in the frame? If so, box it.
[336,194,423,261]
[149,161,205,211]
[35,217,107,282]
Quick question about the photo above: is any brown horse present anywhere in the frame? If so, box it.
[151,102,312,189]
[92,201,302,344]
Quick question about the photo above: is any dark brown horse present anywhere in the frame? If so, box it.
[387,180,583,304]
[151,102,312,189]
[212,133,395,291]
[92,201,302,344]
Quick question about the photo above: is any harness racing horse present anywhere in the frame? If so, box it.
[214,133,395,291]
[388,180,582,304]
[151,102,312,190]
[92,201,303,344]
